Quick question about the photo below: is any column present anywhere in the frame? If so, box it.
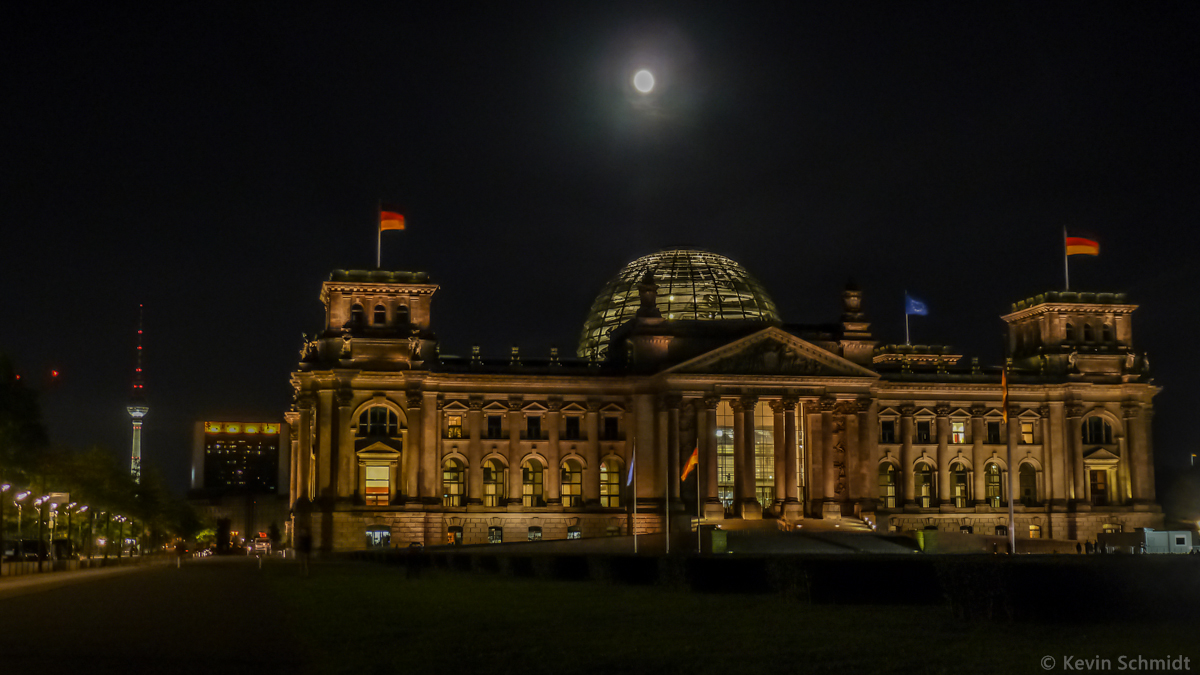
[900,406,915,506]
[634,394,657,501]
[508,398,523,506]
[666,395,681,503]
[405,392,422,505]
[285,411,300,506]
[936,406,950,506]
[1006,406,1020,507]
[316,389,335,498]
[336,388,355,499]
[781,397,801,519]
[806,405,824,511]
[467,400,483,506]
[583,401,601,506]
[856,398,874,500]
[702,396,723,519]
[1038,405,1052,510]
[546,401,562,506]
[422,393,439,505]
[771,400,786,505]
[1125,403,1153,503]
[970,407,985,505]
[1066,403,1084,505]
[1047,402,1067,505]
[297,398,313,502]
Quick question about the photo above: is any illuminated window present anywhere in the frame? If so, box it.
[950,461,969,507]
[488,526,503,544]
[1020,421,1035,445]
[395,305,410,326]
[526,415,542,440]
[716,401,734,510]
[986,421,1002,444]
[1102,523,1121,534]
[567,526,581,540]
[483,459,505,507]
[1019,463,1037,506]
[1090,469,1109,506]
[1028,524,1042,539]
[522,460,545,507]
[1082,417,1113,444]
[447,415,463,438]
[915,420,932,444]
[442,459,465,507]
[365,527,390,548]
[447,526,463,545]
[878,463,897,508]
[880,420,896,443]
[599,459,622,508]
[561,459,583,507]
[486,415,503,439]
[951,420,966,444]
[754,402,774,509]
[602,416,619,440]
[564,416,581,440]
[206,422,221,433]
[915,461,935,508]
[373,304,386,324]
[527,526,542,541]
[985,463,1002,507]
[359,407,398,437]
[365,465,390,506]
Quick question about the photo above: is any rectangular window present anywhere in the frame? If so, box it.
[951,420,966,444]
[567,526,581,540]
[603,416,619,441]
[488,526,503,544]
[365,465,390,506]
[915,420,932,444]
[447,415,463,438]
[564,416,581,440]
[1020,421,1034,445]
[1090,469,1108,506]
[526,415,541,439]
[986,421,1002,444]
[880,420,896,444]
[527,526,542,541]
[486,415,502,439]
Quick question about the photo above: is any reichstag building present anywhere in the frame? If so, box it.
[288,249,1161,551]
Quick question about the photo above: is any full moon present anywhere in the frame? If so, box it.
[633,69,655,93]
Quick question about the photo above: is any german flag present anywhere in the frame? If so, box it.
[681,446,699,481]
[380,204,405,231]
[1065,234,1099,256]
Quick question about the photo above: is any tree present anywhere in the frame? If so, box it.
[0,353,49,477]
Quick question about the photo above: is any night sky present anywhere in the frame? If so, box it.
[4,3,1199,495]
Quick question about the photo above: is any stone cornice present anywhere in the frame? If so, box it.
[1002,302,1137,324]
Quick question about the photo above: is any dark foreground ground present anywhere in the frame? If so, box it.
[0,556,1196,675]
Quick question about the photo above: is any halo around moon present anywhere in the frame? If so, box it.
[633,69,655,93]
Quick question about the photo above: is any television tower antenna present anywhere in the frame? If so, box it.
[127,304,148,483]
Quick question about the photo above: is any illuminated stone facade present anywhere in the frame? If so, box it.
[289,257,1162,552]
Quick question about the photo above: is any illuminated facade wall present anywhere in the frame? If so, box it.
[289,266,1162,552]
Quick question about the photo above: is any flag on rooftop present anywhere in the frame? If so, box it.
[905,294,928,316]
[1065,233,1099,256]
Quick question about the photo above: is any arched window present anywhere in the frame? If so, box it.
[985,463,1003,507]
[950,461,970,508]
[1019,463,1038,506]
[561,459,583,507]
[365,527,390,548]
[1102,324,1113,342]
[350,304,365,327]
[442,458,465,507]
[1082,417,1113,444]
[878,463,897,509]
[1083,323,1094,342]
[716,401,734,509]
[754,401,774,508]
[915,461,935,508]
[395,304,410,326]
[599,459,622,508]
[373,304,386,325]
[483,459,506,507]
[1065,323,1075,341]
[358,407,399,437]
[521,459,544,507]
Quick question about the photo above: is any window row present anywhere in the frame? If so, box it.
[439,458,624,508]
[878,417,1115,446]
[447,414,622,441]
[348,302,410,327]
[877,461,1040,509]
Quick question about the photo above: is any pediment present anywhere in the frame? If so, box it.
[983,408,1005,418]
[662,328,877,378]
[878,407,900,418]
[1083,447,1121,462]
[949,408,971,418]
[522,401,548,413]
[1017,409,1042,419]
[442,400,470,412]
[561,402,587,414]
[482,401,509,412]
[600,403,626,413]
[912,407,937,418]
[357,441,401,462]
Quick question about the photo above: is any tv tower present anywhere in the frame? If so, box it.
[127,304,148,484]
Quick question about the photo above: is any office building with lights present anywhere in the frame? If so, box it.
[190,421,290,544]
[289,249,1162,551]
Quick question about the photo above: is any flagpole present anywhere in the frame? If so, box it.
[904,291,910,345]
[1003,363,1017,555]
[1063,226,1069,291]
[633,438,638,555]
[696,442,702,555]
[376,201,382,270]
[665,438,670,555]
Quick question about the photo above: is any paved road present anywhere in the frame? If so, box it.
[0,556,300,675]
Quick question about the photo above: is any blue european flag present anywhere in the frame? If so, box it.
[905,294,928,316]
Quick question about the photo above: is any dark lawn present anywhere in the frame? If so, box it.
[266,560,1198,675]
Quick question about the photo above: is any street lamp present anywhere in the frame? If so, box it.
[14,491,30,541]
[0,484,10,560]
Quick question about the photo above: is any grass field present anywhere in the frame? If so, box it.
[266,560,1198,675]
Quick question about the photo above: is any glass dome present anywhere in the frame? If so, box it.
[577,249,781,359]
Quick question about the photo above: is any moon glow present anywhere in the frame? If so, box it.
[633,69,655,93]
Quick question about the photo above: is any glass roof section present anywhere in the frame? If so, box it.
[577,249,780,360]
